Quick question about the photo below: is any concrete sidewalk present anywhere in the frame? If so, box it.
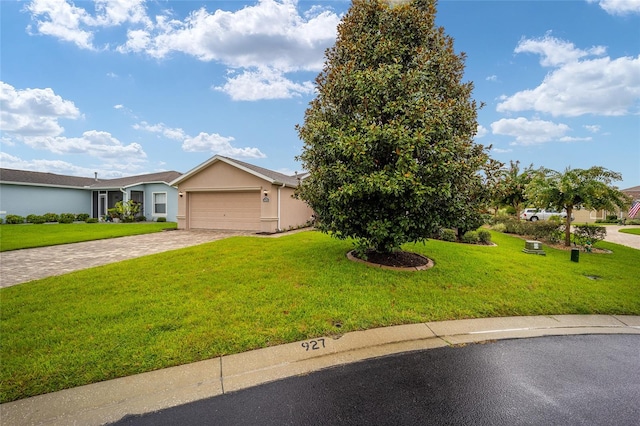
[2,315,639,426]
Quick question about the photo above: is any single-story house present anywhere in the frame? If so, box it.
[0,168,181,222]
[171,155,314,233]
[572,185,640,223]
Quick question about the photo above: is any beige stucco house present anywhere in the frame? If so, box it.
[170,155,313,233]
[572,185,640,223]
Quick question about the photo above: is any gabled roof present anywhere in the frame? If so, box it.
[0,168,182,189]
[622,185,640,199]
[89,171,182,189]
[170,155,302,188]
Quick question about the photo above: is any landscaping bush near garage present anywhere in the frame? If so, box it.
[1,230,638,403]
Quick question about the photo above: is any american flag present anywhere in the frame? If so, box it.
[629,201,640,219]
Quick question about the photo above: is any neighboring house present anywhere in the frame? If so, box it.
[171,155,314,233]
[0,168,181,222]
[572,185,640,223]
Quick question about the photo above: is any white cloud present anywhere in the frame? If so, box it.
[497,36,640,117]
[0,152,142,178]
[117,0,339,72]
[24,0,340,101]
[486,75,498,82]
[25,0,151,50]
[133,121,186,140]
[492,147,513,154]
[587,0,640,15]
[134,120,264,157]
[491,117,573,145]
[0,81,81,137]
[183,132,266,158]
[584,124,601,133]
[213,67,315,101]
[22,130,147,160]
[476,125,488,138]
[514,34,606,67]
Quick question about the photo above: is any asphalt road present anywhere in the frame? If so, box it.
[112,334,640,425]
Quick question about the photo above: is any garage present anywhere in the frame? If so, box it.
[173,155,313,233]
[189,191,261,231]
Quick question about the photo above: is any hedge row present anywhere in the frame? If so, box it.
[3,213,91,225]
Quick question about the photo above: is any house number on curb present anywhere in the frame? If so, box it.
[301,338,325,351]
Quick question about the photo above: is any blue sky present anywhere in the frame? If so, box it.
[1,0,639,188]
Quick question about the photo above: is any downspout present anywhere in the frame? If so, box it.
[277,183,285,231]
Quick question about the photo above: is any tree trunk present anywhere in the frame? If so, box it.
[564,207,573,246]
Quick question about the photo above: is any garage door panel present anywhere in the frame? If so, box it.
[190,192,261,231]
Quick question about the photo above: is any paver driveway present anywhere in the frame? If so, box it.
[0,230,252,288]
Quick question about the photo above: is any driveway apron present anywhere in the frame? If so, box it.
[601,225,640,249]
[0,230,251,288]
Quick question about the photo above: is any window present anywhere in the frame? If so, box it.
[153,192,167,215]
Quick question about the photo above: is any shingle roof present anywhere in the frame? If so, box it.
[622,185,640,199]
[0,168,182,189]
[219,156,302,187]
[88,171,182,188]
[0,168,99,187]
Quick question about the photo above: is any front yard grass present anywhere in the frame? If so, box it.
[1,230,639,403]
[0,222,177,252]
[619,227,640,236]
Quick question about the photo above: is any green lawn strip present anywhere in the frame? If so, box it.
[0,222,177,252]
[619,228,640,236]
[1,231,639,403]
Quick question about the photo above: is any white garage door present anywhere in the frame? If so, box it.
[189,191,261,231]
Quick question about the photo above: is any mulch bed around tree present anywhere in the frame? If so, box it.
[350,249,432,269]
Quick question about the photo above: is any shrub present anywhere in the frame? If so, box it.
[529,220,563,242]
[607,214,618,221]
[156,217,167,222]
[58,213,76,224]
[86,218,99,223]
[477,229,492,244]
[26,214,46,224]
[439,228,457,242]
[461,231,479,244]
[76,213,90,221]
[573,224,606,247]
[627,219,640,225]
[135,215,146,222]
[43,212,59,223]
[5,215,25,224]
[499,218,527,235]
[491,223,507,233]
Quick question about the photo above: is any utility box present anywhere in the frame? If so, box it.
[523,240,546,255]
[571,248,580,262]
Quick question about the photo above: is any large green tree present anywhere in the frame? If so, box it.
[526,166,630,246]
[296,0,491,255]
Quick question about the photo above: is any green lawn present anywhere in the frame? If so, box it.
[619,227,640,236]
[0,222,177,251]
[1,230,638,403]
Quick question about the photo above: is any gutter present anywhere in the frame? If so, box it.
[277,183,285,231]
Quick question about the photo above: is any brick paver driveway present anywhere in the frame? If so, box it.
[0,230,252,288]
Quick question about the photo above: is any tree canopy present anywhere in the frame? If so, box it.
[526,166,631,246]
[296,0,491,254]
